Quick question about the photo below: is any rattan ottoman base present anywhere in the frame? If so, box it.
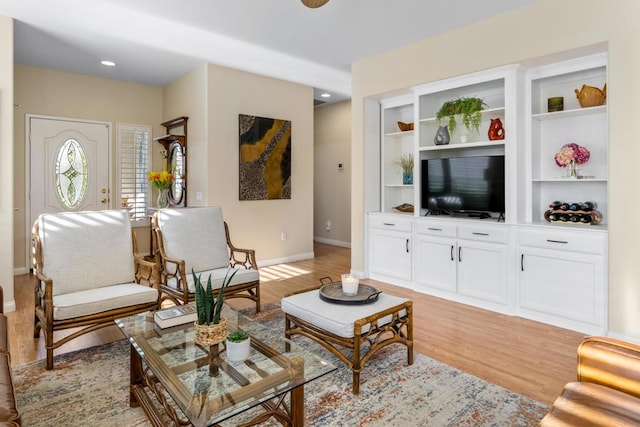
[283,292,413,394]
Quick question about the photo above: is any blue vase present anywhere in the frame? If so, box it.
[402,170,413,185]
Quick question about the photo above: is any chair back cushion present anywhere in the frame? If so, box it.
[36,210,135,296]
[156,207,229,274]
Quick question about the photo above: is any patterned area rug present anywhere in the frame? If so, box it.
[12,304,548,426]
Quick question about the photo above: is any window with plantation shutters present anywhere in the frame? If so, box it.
[116,123,151,223]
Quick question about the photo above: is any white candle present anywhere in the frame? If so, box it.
[341,274,359,296]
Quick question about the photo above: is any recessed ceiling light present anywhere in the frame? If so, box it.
[101,60,116,67]
[320,93,331,98]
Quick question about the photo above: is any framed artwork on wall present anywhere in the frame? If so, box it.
[239,114,292,200]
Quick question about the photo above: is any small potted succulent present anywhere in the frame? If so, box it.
[193,268,237,346]
[225,330,251,363]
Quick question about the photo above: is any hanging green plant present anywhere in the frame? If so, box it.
[435,97,487,136]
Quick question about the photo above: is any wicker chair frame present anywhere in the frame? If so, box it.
[152,215,260,312]
[32,222,161,370]
[284,289,413,394]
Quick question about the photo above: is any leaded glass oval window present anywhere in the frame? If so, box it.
[55,138,88,209]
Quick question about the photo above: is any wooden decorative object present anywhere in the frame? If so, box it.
[575,84,606,108]
[393,203,414,213]
[301,0,329,8]
[194,317,228,346]
[397,121,414,132]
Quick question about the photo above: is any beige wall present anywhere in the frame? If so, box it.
[351,0,640,338]
[313,101,351,246]
[163,64,208,206]
[163,63,315,263]
[1,17,14,308]
[13,65,164,270]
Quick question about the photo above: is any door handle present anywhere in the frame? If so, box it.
[406,239,410,253]
[521,254,524,271]
[101,198,109,204]
[450,245,454,261]
[458,246,462,262]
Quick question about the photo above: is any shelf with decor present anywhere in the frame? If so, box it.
[380,95,415,214]
[413,65,519,222]
[526,53,608,226]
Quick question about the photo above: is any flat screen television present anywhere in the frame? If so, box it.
[421,155,505,217]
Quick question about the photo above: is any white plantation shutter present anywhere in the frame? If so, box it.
[117,123,151,222]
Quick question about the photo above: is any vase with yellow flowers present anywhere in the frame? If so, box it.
[148,170,174,208]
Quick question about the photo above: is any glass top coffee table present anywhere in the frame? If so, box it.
[115,305,336,427]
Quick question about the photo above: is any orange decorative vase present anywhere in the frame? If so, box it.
[488,118,505,141]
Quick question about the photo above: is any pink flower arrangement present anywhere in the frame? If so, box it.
[554,143,590,167]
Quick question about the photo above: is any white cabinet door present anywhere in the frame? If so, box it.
[519,246,605,330]
[414,235,457,292]
[457,240,508,304]
[369,229,412,283]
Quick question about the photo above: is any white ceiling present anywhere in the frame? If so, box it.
[2,0,538,104]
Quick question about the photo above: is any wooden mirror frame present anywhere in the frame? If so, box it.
[154,117,188,207]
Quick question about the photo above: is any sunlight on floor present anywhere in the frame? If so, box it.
[259,264,310,282]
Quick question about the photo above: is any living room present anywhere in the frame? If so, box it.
[1,0,640,425]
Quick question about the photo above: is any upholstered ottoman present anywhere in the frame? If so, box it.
[281,289,413,394]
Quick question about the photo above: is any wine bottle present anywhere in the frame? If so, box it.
[569,214,580,223]
[548,200,564,210]
[568,203,582,211]
[582,201,597,212]
[580,214,593,224]
[558,203,570,211]
[559,213,570,222]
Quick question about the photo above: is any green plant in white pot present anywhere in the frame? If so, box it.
[225,330,250,363]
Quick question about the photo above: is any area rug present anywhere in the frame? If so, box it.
[12,304,548,426]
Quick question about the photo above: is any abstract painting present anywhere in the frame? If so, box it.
[239,114,292,200]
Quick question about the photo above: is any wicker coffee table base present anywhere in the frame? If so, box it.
[284,300,413,394]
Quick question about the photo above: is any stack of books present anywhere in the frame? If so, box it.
[153,304,197,328]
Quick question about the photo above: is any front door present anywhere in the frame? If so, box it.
[28,115,111,237]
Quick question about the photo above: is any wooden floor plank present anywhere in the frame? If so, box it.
[9,242,582,406]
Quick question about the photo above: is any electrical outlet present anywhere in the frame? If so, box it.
[325,220,331,231]
[281,232,287,241]
[196,192,203,201]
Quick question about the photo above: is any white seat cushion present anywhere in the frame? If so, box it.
[281,290,409,338]
[168,267,260,293]
[53,283,159,320]
[156,207,229,274]
[37,210,136,296]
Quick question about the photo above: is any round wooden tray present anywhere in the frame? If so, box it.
[319,282,381,305]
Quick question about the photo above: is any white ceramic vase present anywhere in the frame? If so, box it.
[226,337,251,363]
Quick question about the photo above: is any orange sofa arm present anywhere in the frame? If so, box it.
[577,336,640,399]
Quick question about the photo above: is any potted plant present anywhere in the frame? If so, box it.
[225,330,251,363]
[396,153,414,185]
[193,268,238,346]
[436,97,487,136]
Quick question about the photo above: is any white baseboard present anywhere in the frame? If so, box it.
[350,269,365,279]
[14,267,28,276]
[605,331,640,345]
[3,301,16,313]
[257,252,315,268]
[313,237,351,248]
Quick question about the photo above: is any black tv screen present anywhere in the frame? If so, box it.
[421,155,505,214]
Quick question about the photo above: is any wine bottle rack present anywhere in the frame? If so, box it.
[544,209,602,225]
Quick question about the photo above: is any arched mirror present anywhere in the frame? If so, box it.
[154,116,188,207]
[168,141,185,206]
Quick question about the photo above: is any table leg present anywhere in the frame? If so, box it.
[290,384,304,426]
[130,343,143,407]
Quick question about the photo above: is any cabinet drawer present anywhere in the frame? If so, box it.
[458,225,509,244]
[369,215,413,232]
[414,220,456,238]
[518,228,606,254]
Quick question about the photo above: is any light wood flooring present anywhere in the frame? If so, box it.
[9,243,583,406]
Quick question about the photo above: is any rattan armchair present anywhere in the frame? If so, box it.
[32,210,160,369]
[152,206,261,311]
